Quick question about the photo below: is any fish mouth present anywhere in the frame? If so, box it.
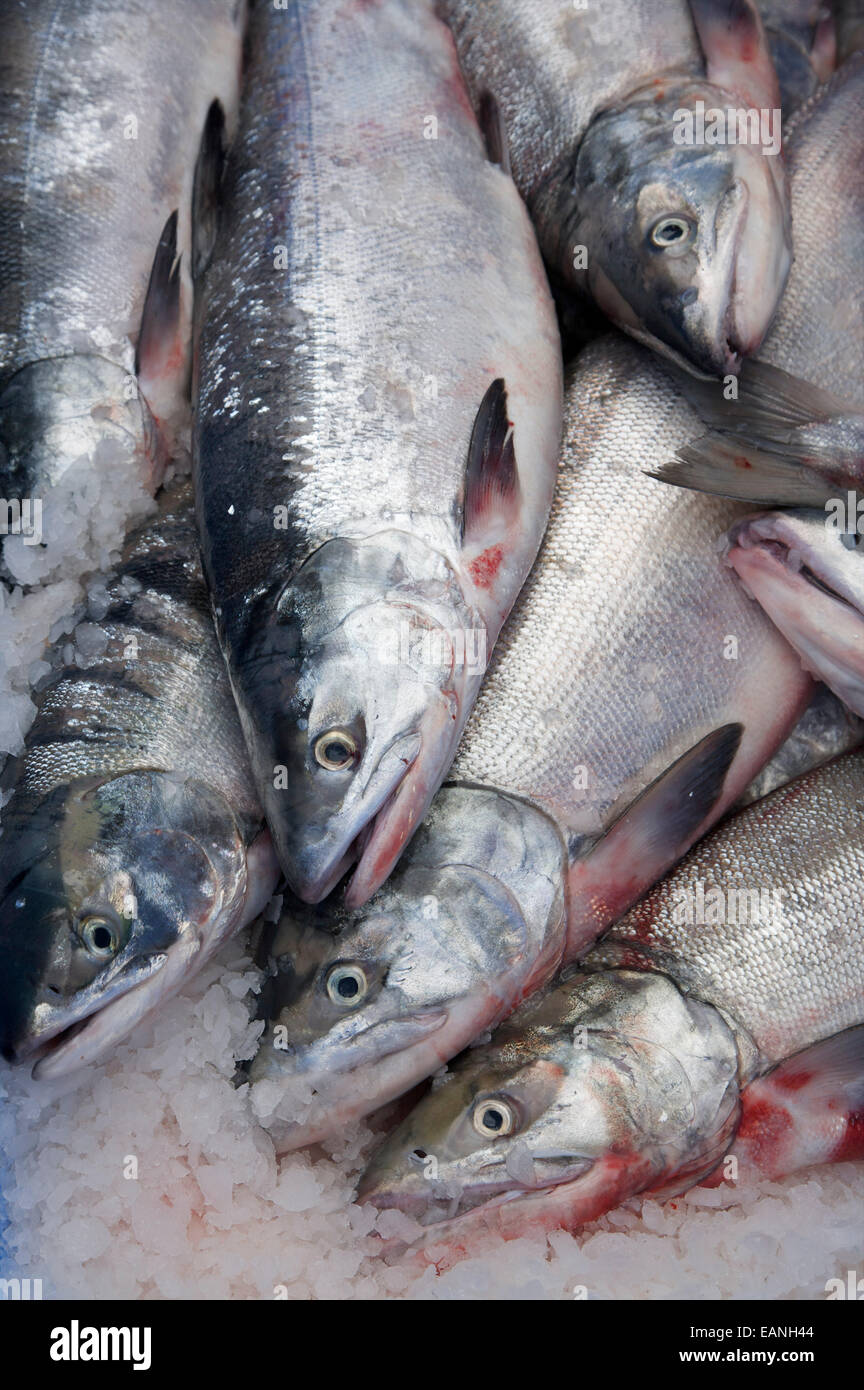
[358,1157,596,1228]
[345,707,458,909]
[5,949,171,1076]
[727,529,864,715]
[727,518,864,615]
[278,733,423,905]
[249,1008,452,1152]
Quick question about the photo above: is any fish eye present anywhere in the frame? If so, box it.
[472,1096,516,1138]
[325,962,368,1006]
[841,531,863,551]
[79,915,122,959]
[649,215,695,249]
[313,729,360,772]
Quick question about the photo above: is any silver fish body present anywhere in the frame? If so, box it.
[193,0,562,908]
[452,335,811,954]
[0,0,244,582]
[0,481,278,1077]
[246,332,810,1150]
[359,750,864,1252]
[437,0,792,376]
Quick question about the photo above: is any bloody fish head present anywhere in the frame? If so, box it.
[358,970,742,1252]
[561,83,791,379]
[0,770,261,1077]
[231,531,484,907]
[244,787,567,1149]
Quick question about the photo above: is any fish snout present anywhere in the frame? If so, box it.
[718,158,791,370]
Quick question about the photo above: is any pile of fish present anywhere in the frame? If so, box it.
[1,0,862,1277]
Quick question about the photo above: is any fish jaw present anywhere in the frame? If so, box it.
[728,515,864,717]
[226,532,486,904]
[358,970,744,1260]
[31,825,277,1080]
[0,772,276,1077]
[366,1152,658,1272]
[559,82,791,378]
[245,789,567,1147]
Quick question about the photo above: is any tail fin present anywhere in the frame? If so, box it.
[650,360,864,504]
[648,436,831,506]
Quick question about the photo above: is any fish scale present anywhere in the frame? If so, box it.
[357,753,864,1256]
[247,332,812,1151]
[451,335,805,855]
[437,0,697,202]
[762,53,864,395]
[0,0,241,384]
[585,751,864,1062]
[196,2,558,574]
[6,488,258,820]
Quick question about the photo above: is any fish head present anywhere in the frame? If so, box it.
[358,971,742,1248]
[0,770,257,1076]
[245,845,560,1150]
[728,509,864,713]
[565,85,791,377]
[237,532,480,905]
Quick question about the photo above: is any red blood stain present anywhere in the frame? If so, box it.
[468,544,503,590]
[700,1166,725,1189]
[734,455,753,470]
[830,1110,864,1164]
[623,896,661,945]
[773,1068,812,1093]
[736,1097,793,1170]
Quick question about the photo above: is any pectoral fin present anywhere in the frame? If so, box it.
[192,100,227,282]
[460,378,520,546]
[566,724,743,956]
[135,211,181,387]
[705,1026,864,1183]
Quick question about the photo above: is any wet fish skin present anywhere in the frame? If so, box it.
[246,332,810,1151]
[728,508,864,716]
[437,0,791,377]
[193,0,562,907]
[359,751,864,1253]
[0,0,244,576]
[0,482,278,1077]
[452,336,811,957]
